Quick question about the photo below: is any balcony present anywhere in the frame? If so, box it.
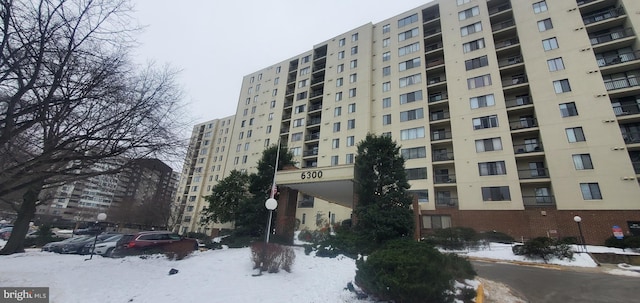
[280,127,290,134]
[513,143,543,154]
[590,28,634,46]
[518,168,549,179]
[425,42,443,53]
[428,92,448,103]
[502,75,528,88]
[495,38,519,50]
[622,130,640,144]
[426,58,445,69]
[303,149,319,157]
[435,198,458,208]
[283,101,293,108]
[430,111,450,122]
[582,7,625,25]
[597,50,640,68]
[612,103,640,116]
[633,161,640,174]
[604,76,639,91]
[488,3,511,16]
[498,55,523,68]
[308,103,322,112]
[307,118,321,126]
[522,196,556,206]
[492,19,515,32]
[305,132,320,141]
[505,95,533,108]
[423,27,442,37]
[509,117,537,130]
[431,131,452,142]
[434,174,456,184]
[432,151,454,162]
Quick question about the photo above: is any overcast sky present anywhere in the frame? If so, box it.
[132,0,432,126]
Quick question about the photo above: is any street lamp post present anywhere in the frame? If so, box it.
[573,215,587,252]
[265,198,278,243]
[85,213,107,261]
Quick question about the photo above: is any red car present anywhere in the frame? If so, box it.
[111,231,198,258]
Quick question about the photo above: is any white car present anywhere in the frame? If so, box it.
[92,234,123,256]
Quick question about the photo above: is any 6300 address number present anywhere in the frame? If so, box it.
[301,170,323,180]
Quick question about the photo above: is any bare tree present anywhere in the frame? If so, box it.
[0,0,187,254]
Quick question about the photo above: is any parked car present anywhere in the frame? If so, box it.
[0,227,12,240]
[81,234,122,255]
[111,231,198,257]
[42,236,89,252]
[26,230,57,239]
[60,235,98,254]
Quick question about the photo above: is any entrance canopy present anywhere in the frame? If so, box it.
[275,164,355,208]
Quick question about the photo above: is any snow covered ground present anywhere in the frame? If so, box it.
[0,239,638,303]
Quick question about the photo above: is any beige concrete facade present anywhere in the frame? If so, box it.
[177,0,640,242]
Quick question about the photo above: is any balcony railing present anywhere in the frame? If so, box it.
[604,76,639,91]
[282,114,291,120]
[436,198,458,207]
[622,130,640,144]
[495,38,519,49]
[488,3,511,15]
[424,27,442,37]
[597,50,640,67]
[498,55,523,68]
[633,161,640,174]
[590,28,634,46]
[431,131,453,141]
[310,89,324,98]
[428,92,448,103]
[523,196,555,206]
[434,174,456,184]
[612,103,640,116]
[582,7,625,25]
[283,101,293,108]
[432,151,454,162]
[430,111,450,122]
[303,149,319,157]
[307,118,321,126]
[513,143,543,154]
[427,58,445,68]
[577,0,597,6]
[505,95,532,108]
[502,76,528,87]
[309,103,322,111]
[425,42,443,52]
[518,168,549,179]
[428,77,446,85]
[509,117,537,130]
[305,133,320,141]
[280,127,290,134]
[492,19,515,32]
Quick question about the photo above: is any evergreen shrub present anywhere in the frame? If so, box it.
[520,237,573,263]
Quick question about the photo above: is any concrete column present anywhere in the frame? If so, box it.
[275,186,298,244]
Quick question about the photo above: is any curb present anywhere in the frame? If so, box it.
[475,283,484,303]
[468,256,568,270]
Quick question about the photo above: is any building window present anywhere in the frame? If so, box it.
[465,55,489,70]
[458,6,479,21]
[482,186,511,201]
[533,1,548,14]
[559,102,578,117]
[346,136,355,146]
[383,97,392,108]
[244,142,250,151]
[400,90,423,104]
[542,37,559,51]
[301,55,311,63]
[349,88,357,98]
[401,146,427,159]
[382,51,391,61]
[349,73,357,83]
[345,153,355,164]
[334,106,342,117]
[566,127,586,142]
[423,215,451,229]
[400,127,425,140]
[300,67,311,75]
[580,183,602,200]
[398,13,418,28]
[382,66,391,76]
[383,38,390,47]
[538,18,553,31]
[293,118,305,127]
[400,108,424,122]
[406,167,428,180]
[290,147,301,156]
[347,119,355,129]
[296,92,307,100]
[338,38,345,47]
[470,94,495,109]
[331,156,339,166]
[457,0,471,5]
[351,33,358,42]
[479,161,507,176]
[333,122,341,132]
[298,79,308,88]
[348,103,356,113]
[382,24,390,34]
[236,144,241,152]
[338,51,345,59]
[475,137,502,152]
[351,46,358,55]
[547,57,564,71]
[332,138,340,149]
[272,89,278,96]
[336,77,343,87]
[463,38,485,53]
[399,57,420,71]
[382,114,392,125]
[274,77,279,85]
[553,79,571,93]
[335,92,343,101]
[382,82,391,92]
[242,155,248,164]
[573,154,593,170]
[291,132,303,141]
[337,64,344,73]
[473,115,499,130]
[295,105,306,114]
[266,125,272,134]
[398,42,420,56]
[467,74,492,89]
[398,27,419,42]
[460,22,482,37]
[399,74,422,87]
[276,66,281,73]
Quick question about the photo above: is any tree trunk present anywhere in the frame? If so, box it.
[0,183,42,255]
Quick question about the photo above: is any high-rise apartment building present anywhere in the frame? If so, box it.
[179,0,640,243]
